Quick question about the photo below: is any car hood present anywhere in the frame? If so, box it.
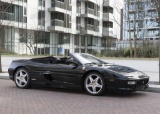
[98,64,149,79]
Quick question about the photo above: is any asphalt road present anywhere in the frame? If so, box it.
[0,79,160,114]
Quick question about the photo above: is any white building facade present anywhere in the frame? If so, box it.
[0,0,123,55]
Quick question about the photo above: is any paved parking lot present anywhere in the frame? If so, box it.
[0,79,160,114]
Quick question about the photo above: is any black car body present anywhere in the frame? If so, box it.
[8,53,149,95]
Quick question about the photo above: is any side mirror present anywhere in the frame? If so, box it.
[66,58,78,66]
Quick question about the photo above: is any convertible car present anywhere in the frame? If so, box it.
[8,53,149,96]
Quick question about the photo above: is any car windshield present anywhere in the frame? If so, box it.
[73,53,106,65]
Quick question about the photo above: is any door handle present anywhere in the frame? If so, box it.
[43,71,51,75]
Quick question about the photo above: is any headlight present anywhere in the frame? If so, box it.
[128,81,136,85]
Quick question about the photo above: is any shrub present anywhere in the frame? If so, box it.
[1,50,17,55]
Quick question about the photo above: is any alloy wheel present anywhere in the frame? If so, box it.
[85,73,105,95]
[14,68,30,88]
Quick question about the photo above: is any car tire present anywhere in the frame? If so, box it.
[14,68,31,89]
[84,72,106,96]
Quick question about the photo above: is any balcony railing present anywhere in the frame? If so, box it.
[83,24,99,32]
[51,19,64,27]
[103,27,113,35]
[38,19,45,26]
[103,1,109,6]
[103,13,109,20]
[145,33,159,37]
[86,8,94,15]
[0,12,14,21]
[51,1,65,9]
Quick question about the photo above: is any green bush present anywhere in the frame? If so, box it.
[1,50,17,55]
[102,50,124,57]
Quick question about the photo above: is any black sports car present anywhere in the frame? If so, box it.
[8,53,149,96]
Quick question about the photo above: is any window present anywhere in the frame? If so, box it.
[57,0,64,2]
[38,10,45,26]
[39,0,45,7]
[69,15,71,28]
[87,36,92,46]
[69,0,71,5]
[81,36,85,46]
[103,6,113,13]
[103,21,113,28]
[23,7,27,16]
[58,34,70,44]
[74,35,79,45]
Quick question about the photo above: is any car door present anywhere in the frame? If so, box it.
[26,61,47,81]
[43,63,85,85]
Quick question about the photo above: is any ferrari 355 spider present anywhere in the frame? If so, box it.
[8,53,149,95]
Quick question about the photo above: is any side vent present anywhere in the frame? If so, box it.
[44,74,53,81]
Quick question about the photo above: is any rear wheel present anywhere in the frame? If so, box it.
[84,72,106,96]
[14,68,31,89]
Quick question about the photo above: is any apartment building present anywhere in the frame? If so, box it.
[123,0,159,41]
[0,0,123,55]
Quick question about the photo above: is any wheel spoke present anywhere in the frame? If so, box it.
[92,86,96,93]
[23,74,27,78]
[16,76,20,80]
[89,77,94,82]
[86,84,92,88]
[20,71,23,76]
[19,80,23,85]
[95,77,100,83]
[22,79,27,84]
[96,83,102,88]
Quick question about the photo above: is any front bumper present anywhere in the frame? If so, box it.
[118,84,149,91]
[106,78,149,92]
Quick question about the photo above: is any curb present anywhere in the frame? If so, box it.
[144,87,160,93]
[0,76,10,80]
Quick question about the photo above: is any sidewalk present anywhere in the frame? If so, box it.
[1,72,160,93]
[0,72,9,80]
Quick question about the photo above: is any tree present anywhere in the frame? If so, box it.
[121,0,157,57]
[152,0,160,83]
[154,0,160,84]
[0,0,13,72]
[18,28,46,55]
[113,0,133,57]
[146,0,160,83]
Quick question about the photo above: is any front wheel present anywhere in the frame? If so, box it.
[84,72,106,96]
[14,68,31,89]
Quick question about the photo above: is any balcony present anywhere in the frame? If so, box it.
[48,1,71,13]
[0,12,14,21]
[80,0,99,5]
[102,27,117,38]
[81,8,99,20]
[103,13,113,22]
[103,0,113,7]
[48,19,64,32]
[51,1,65,9]
[80,24,99,36]
[38,19,45,26]
[144,33,160,38]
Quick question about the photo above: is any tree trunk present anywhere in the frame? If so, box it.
[159,18,160,84]
[127,0,132,57]
[128,20,132,57]
[0,38,2,73]
[0,26,2,73]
